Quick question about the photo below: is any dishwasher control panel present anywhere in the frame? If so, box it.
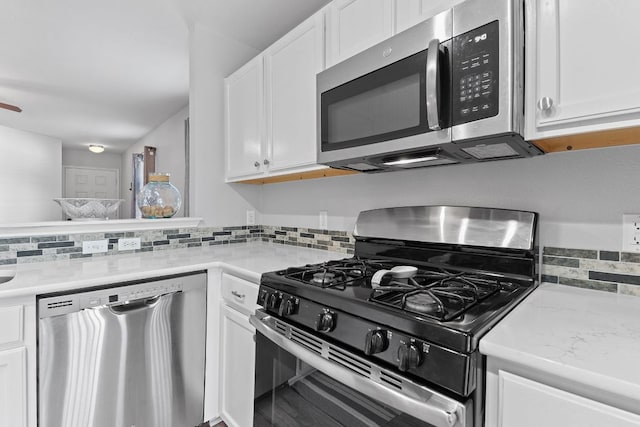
[82,281,183,310]
[37,272,205,319]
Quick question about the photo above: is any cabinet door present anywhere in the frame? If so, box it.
[220,305,256,427]
[395,0,463,33]
[498,371,640,427]
[326,0,394,67]
[225,56,265,180]
[264,13,324,172]
[526,0,640,139]
[0,347,27,427]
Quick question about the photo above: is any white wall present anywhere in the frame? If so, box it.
[260,144,640,251]
[62,148,123,171]
[188,23,261,226]
[0,124,62,223]
[122,105,188,218]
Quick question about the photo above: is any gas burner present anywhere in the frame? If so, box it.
[403,291,442,315]
[282,258,390,289]
[370,270,502,321]
[312,272,336,285]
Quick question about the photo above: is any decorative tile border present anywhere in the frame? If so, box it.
[260,225,355,255]
[542,247,640,297]
[4,229,637,298]
[0,225,354,265]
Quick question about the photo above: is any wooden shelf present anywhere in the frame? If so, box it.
[533,126,640,153]
[237,168,359,184]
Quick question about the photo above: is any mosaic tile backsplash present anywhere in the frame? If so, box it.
[2,224,639,298]
[542,247,640,297]
[0,225,355,266]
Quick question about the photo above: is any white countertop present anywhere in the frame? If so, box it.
[480,282,640,411]
[0,242,345,299]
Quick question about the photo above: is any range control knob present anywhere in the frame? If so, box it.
[364,329,389,355]
[278,297,298,317]
[315,309,336,332]
[397,341,423,372]
[257,289,269,306]
[266,292,281,311]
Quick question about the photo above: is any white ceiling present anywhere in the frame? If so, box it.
[0,0,330,153]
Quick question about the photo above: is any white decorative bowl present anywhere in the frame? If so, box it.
[53,198,124,220]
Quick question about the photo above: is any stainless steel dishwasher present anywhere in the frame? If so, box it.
[37,271,207,427]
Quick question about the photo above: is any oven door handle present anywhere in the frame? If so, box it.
[250,311,468,427]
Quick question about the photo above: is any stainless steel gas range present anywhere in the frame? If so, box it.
[250,205,538,427]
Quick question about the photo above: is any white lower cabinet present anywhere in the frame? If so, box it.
[219,274,259,427]
[0,346,27,427]
[488,369,640,427]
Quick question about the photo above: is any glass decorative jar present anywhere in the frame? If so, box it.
[137,173,182,218]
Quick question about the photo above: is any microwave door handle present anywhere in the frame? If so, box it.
[426,38,441,131]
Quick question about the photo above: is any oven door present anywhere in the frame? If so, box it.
[317,10,453,169]
[250,310,471,427]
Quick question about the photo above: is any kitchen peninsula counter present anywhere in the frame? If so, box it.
[0,242,344,299]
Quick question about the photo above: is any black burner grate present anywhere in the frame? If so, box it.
[369,272,504,321]
[282,258,389,289]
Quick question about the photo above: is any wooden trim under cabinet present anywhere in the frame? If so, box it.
[533,126,640,153]
[238,168,359,184]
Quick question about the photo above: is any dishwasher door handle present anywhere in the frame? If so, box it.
[108,294,166,314]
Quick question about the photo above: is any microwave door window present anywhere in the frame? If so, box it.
[327,74,421,142]
[321,50,430,151]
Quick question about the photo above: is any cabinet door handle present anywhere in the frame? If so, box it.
[263,159,270,165]
[253,161,260,168]
[231,290,245,300]
[537,97,554,111]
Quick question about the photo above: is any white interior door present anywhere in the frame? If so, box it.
[64,166,119,199]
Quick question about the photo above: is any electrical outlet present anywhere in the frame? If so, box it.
[622,214,640,252]
[246,210,256,226]
[319,211,328,230]
[118,237,141,251]
[82,239,109,254]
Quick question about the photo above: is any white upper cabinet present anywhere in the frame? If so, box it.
[225,56,265,181]
[525,0,640,140]
[326,0,394,67]
[264,13,324,172]
[225,13,326,182]
[395,0,463,33]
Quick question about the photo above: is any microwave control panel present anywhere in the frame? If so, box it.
[451,21,499,125]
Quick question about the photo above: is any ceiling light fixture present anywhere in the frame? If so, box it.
[88,144,105,154]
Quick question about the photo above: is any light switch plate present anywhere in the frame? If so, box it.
[82,239,109,254]
[246,210,256,226]
[622,214,640,252]
[118,237,141,251]
[319,211,328,230]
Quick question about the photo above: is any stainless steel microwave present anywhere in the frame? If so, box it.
[317,0,542,172]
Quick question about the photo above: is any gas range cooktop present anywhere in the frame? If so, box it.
[277,257,523,321]
[260,256,534,354]
[257,206,539,396]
